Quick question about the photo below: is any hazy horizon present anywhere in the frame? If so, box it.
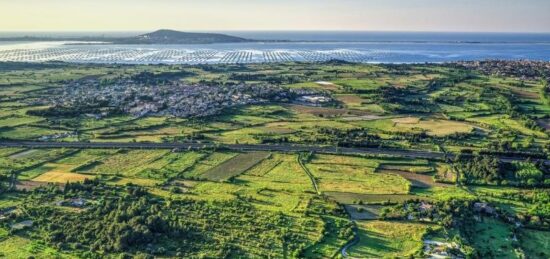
[2,0,550,33]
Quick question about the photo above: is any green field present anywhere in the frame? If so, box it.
[200,152,270,181]
[0,61,549,258]
[348,221,431,258]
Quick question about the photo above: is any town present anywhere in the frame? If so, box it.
[35,79,333,118]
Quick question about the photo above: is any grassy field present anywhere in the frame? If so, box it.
[81,150,169,176]
[0,61,549,258]
[348,220,430,258]
[200,152,270,181]
[305,154,410,194]
[182,152,237,178]
[0,236,75,258]
[518,229,550,258]
[470,218,518,258]
[325,191,432,204]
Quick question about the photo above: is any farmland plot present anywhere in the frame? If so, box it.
[200,152,270,181]
[183,152,237,178]
[81,150,169,176]
[349,221,430,258]
[305,154,410,194]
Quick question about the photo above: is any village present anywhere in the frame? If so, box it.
[38,79,333,118]
[457,60,550,81]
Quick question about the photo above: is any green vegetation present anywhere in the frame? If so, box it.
[200,152,270,181]
[0,61,549,258]
[348,221,431,258]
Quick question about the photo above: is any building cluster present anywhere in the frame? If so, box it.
[457,60,550,81]
[44,79,332,118]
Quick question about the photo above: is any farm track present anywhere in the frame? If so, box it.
[297,153,320,195]
[0,140,548,165]
[341,219,360,258]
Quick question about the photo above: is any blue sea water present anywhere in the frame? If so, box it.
[0,31,549,64]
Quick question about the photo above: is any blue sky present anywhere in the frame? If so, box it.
[1,0,549,32]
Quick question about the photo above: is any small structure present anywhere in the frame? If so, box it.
[473,202,495,215]
[56,198,87,207]
[419,202,434,213]
[11,220,33,230]
[0,207,17,220]
[296,95,332,106]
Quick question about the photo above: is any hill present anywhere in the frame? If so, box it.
[0,29,254,45]
[113,29,252,44]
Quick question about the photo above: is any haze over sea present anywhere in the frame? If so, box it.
[1,31,550,64]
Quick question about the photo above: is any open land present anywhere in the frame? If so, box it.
[0,60,549,258]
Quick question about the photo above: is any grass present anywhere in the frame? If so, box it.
[183,152,237,178]
[0,148,25,158]
[187,154,315,212]
[518,228,550,258]
[378,170,441,188]
[0,193,24,208]
[325,191,432,204]
[111,177,161,187]
[345,204,383,220]
[470,218,518,258]
[305,154,410,194]
[244,153,285,176]
[17,150,116,180]
[0,236,75,258]
[468,115,547,139]
[348,220,429,258]
[412,186,475,201]
[82,150,168,176]
[392,117,474,137]
[0,62,549,258]
[200,152,270,181]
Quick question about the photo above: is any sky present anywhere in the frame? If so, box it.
[1,0,550,32]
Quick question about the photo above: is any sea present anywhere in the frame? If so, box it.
[0,31,549,64]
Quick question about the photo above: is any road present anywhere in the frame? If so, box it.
[0,140,446,159]
[0,140,547,164]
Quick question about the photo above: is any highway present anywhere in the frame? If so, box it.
[0,140,446,159]
[0,140,547,164]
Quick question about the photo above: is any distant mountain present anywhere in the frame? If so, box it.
[0,29,254,45]
[113,29,252,44]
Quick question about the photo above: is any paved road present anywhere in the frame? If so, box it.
[0,140,447,159]
[0,141,547,164]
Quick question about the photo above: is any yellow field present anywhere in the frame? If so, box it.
[336,94,364,106]
[33,171,92,183]
[393,118,474,136]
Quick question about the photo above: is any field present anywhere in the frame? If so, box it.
[80,150,169,176]
[200,152,270,181]
[348,221,430,258]
[305,154,411,194]
[470,218,518,258]
[519,229,550,258]
[0,61,549,258]
[325,192,432,204]
[32,171,92,183]
[182,152,237,178]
